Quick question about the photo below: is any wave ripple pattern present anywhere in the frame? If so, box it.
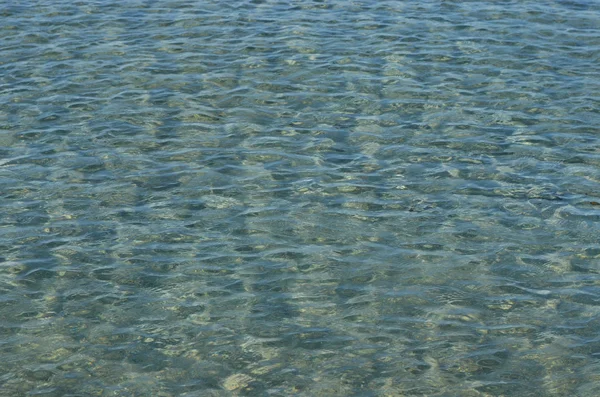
[1,0,600,396]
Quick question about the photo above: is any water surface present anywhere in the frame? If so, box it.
[1,0,600,396]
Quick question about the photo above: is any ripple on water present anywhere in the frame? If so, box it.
[1,0,600,395]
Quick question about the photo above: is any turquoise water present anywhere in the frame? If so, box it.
[1,0,600,395]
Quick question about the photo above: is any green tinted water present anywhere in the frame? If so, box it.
[1,1,600,396]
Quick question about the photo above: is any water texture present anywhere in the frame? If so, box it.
[1,0,600,395]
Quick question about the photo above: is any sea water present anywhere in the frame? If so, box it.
[1,0,600,395]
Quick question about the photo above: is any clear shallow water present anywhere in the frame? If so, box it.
[1,0,600,395]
